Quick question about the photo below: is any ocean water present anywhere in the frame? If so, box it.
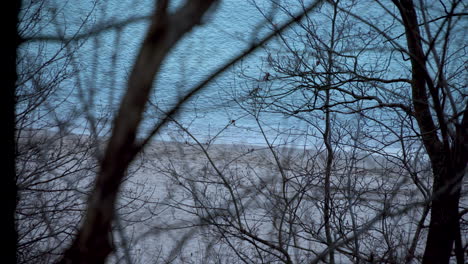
[21,0,320,146]
[21,0,462,151]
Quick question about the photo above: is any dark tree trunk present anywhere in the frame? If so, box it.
[393,0,468,263]
[57,1,217,263]
[4,1,21,263]
[423,161,463,264]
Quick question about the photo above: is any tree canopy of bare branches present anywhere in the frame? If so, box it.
[10,0,467,263]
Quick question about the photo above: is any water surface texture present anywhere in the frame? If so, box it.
[21,0,330,145]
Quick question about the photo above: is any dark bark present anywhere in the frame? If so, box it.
[394,1,467,263]
[424,161,464,264]
[3,1,21,263]
[57,1,217,263]
[323,3,338,263]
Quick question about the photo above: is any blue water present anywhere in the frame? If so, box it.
[20,0,318,146]
[22,0,461,151]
